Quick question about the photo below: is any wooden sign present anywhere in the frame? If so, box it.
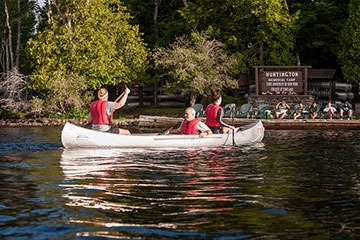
[260,71,303,93]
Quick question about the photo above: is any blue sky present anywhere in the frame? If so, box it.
[37,0,45,8]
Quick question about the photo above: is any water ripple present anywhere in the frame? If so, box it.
[1,128,360,239]
[0,126,62,154]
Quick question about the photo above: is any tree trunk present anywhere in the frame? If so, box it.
[189,92,198,106]
[153,79,159,107]
[139,86,144,108]
[51,0,67,26]
[47,0,53,22]
[259,39,264,65]
[152,0,161,107]
[0,42,4,72]
[283,0,301,66]
[4,39,10,72]
[4,1,14,70]
[295,40,301,66]
[182,0,188,7]
[15,0,21,70]
[153,0,161,44]
[65,5,71,28]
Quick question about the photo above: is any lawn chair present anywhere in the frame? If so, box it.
[193,103,204,118]
[332,103,339,119]
[339,102,353,119]
[309,104,321,119]
[293,104,308,119]
[314,104,321,119]
[224,103,235,118]
[237,103,253,118]
[255,104,271,119]
[323,103,338,119]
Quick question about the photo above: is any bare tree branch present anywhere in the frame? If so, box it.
[0,68,30,113]
[4,1,14,70]
[15,0,21,69]
[4,39,9,72]
[50,0,67,26]
[47,0,53,22]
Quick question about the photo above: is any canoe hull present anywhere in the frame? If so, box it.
[61,121,264,149]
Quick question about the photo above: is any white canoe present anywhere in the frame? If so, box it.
[61,121,265,149]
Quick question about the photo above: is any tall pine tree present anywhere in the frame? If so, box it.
[340,0,360,83]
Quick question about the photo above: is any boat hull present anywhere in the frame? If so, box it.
[61,121,264,149]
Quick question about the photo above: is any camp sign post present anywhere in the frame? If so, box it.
[254,66,312,95]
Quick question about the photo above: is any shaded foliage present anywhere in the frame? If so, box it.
[0,0,37,73]
[26,0,149,115]
[28,0,149,92]
[339,0,360,83]
[291,0,348,69]
[154,31,238,105]
[179,0,297,75]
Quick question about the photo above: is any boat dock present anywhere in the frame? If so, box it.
[1,115,360,130]
[137,115,360,130]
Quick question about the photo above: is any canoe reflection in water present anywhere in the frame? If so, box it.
[59,144,266,233]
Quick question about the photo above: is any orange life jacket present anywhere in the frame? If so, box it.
[205,104,223,127]
[90,100,113,125]
[180,118,201,135]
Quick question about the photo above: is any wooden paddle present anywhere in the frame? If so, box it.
[232,105,236,146]
[114,85,128,102]
[159,121,182,135]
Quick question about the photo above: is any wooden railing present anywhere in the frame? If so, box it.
[126,86,186,108]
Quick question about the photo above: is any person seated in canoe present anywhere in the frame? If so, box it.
[169,107,212,137]
[205,90,235,134]
[86,88,131,135]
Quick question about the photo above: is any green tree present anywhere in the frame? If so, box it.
[0,0,37,73]
[123,0,190,107]
[339,0,359,83]
[179,0,297,75]
[27,0,149,97]
[250,0,297,65]
[154,31,238,106]
[124,0,189,48]
[292,0,348,68]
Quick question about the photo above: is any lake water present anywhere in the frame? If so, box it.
[0,126,360,239]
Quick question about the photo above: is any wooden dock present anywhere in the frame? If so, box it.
[1,116,360,130]
[138,115,360,130]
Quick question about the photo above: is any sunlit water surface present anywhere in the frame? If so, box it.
[0,126,360,239]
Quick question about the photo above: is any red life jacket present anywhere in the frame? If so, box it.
[205,104,223,127]
[181,118,201,135]
[90,100,113,125]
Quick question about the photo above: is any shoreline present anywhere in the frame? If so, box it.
[1,116,360,130]
[0,118,139,127]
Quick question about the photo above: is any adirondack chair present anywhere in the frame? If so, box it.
[323,103,338,119]
[339,102,353,119]
[309,103,321,119]
[293,104,308,119]
[314,104,321,118]
[193,103,204,118]
[255,104,271,119]
[224,103,235,118]
[237,103,253,118]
